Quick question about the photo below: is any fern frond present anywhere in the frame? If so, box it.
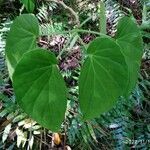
[39,22,64,36]
[36,1,57,23]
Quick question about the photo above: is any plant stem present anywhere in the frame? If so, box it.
[80,16,92,27]
[46,0,80,27]
[75,29,102,36]
[40,28,108,37]
[56,29,108,59]
[57,32,74,59]
[142,3,146,22]
[99,1,107,34]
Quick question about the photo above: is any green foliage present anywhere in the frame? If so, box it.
[13,49,67,131]
[20,0,35,13]
[67,75,150,149]
[79,17,143,119]
[0,0,149,149]
[5,14,39,78]
[5,14,143,132]
[79,37,128,119]
[116,17,143,95]
[0,93,44,149]
[36,1,57,23]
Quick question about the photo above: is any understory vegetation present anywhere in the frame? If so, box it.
[0,0,150,149]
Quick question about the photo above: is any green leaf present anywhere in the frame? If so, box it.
[79,37,128,120]
[116,16,143,95]
[6,14,39,78]
[20,0,35,12]
[2,123,12,143]
[13,49,67,131]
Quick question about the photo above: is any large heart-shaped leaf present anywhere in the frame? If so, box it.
[13,49,67,131]
[6,14,39,78]
[116,16,143,95]
[79,37,128,120]
[20,0,35,12]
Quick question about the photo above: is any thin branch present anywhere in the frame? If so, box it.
[40,28,108,37]
[46,0,80,27]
